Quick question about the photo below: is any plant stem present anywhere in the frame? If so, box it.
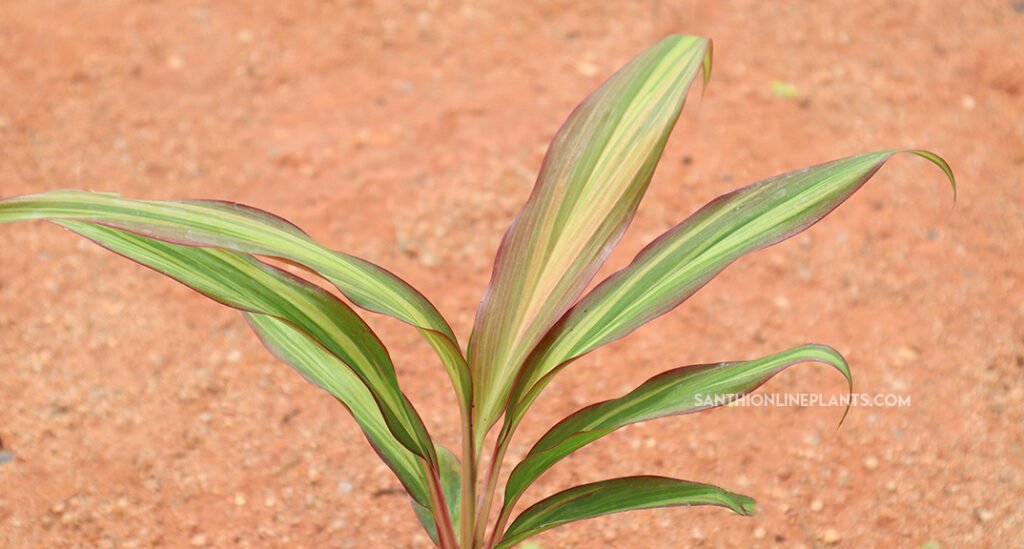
[425,460,458,549]
[459,407,476,549]
[487,500,514,549]
[474,429,511,548]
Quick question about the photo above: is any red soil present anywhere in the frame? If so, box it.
[1,1,1021,547]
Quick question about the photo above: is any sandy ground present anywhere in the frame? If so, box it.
[1,1,1022,547]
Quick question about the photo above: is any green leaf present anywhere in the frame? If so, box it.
[496,476,754,548]
[506,150,954,429]
[54,220,438,465]
[469,34,713,441]
[0,192,471,416]
[251,314,463,546]
[246,313,431,504]
[502,344,850,512]
[412,445,462,546]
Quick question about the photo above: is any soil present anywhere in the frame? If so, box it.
[1,1,1022,548]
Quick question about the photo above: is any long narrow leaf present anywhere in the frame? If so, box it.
[496,476,754,548]
[55,220,438,465]
[502,344,850,513]
[470,34,713,440]
[251,313,461,545]
[0,192,471,415]
[505,150,954,428]
[246,313,431,505]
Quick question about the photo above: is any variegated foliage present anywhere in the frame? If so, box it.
[0,34,953,548]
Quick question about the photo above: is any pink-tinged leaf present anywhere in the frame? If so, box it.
[55,220,439,466]
[495,476,754,548]
[505,150,954,430]
[470,34,713,440]
[501,344,850,517]
[0,191,471,420]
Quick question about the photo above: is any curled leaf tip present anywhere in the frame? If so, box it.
[907,149,957,206]
[836,401,852,431]
[701,38,714,97]
[807,343,853,430]
[838,351,854,430]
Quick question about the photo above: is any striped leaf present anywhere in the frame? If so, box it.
[495,476,754,548]
[0,192,471,415]
[470,34,713,440]
[251,313,462,545]
[246,313,433,502]
[505,150,954,428]
[55,220,438,465]
[252,310,467,545]
[502,344,850,514]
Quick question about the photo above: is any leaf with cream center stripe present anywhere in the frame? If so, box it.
[495,477,754,548]
[470,35,713,442]
[56,220,438,466]
[500,344,850,522]
[504,150,954,431]
[0,192,471,416]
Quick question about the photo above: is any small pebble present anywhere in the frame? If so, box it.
[976,509,994,522]
[189,534,207,547]
[307,467,322,483]
[885,480,898,492]
[576,61,599,77]
[327,518,345,532]
[167,55,184,70]
[0,450,13,465]
[864,456,879,470]
[961,95,976,110]
[895,346,919,364]
[821,528,841,544]
[810,499,824,512]
[753,526,767,539]
[234,494,246,506]
[418,251,440,267]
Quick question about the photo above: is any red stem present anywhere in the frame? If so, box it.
[425,460,458,549]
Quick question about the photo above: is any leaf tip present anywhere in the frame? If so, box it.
[817,344,853,430]
[907,149,957,206]
[836,401,852,431]
[736,495,757,516]
[701,38,714,96]
[659,33,712,96]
